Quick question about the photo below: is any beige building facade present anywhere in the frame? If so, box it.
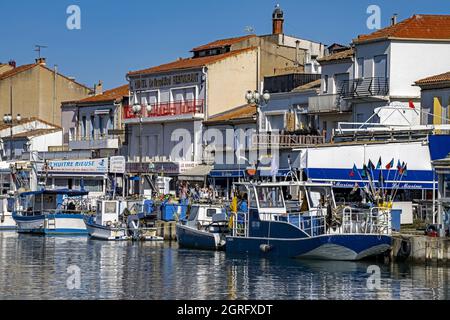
[0,59,92,127]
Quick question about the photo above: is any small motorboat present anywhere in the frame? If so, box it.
[84,199,163,241]
[176,204,229,251]
[12,189,90,235]
[0,196,16,231]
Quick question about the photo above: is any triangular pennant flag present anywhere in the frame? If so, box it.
[376,157,382,170]
[386,158,394,170]
[368,160,375,171]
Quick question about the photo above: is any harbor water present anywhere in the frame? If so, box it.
[0,232,449,300]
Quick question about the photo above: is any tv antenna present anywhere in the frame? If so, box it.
[244,26,255,34]
[35,45,48,58]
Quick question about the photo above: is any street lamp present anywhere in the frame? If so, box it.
[245,89,271,140]
[245,90,270,179]
[131,92,153,196]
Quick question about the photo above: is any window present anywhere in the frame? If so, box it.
[256,187,285,209]
[374,55,387,78]
[188,206,199,221]
[335,73,349,94]
[357,58,364,79]
[90,116,95,139]
[82,116,87,138]
[323,75,329,93]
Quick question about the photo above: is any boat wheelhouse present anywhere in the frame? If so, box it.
[176,203,228,251]
[12,189,90,235]
[0,196,16,230]
[226,181,392,261]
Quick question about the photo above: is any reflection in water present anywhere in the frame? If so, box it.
[0,233,449,300]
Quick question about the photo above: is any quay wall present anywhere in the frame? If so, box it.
[392,234,450,264]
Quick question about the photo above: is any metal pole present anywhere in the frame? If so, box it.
[9,83,13,161]
[139,116,143,197]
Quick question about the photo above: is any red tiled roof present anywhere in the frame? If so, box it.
[128,47,257,77]
[318,48,354,63]
[0,64,36,80]
[355,14,450,44]
[205,104,256,124]
[191,35,256,52]
[415,71,450,86]
[73,84,129,104]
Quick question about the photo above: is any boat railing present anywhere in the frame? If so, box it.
[231,211,248,238]
[16,208,91,217]
[283,210,326,237]
[341,206,391,235]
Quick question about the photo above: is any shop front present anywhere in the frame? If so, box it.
[37,158,109,198]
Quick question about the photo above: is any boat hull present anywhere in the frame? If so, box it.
[176,224,224,251]
[84,217,130,241]
[226,234,392,261]
[13,213,87,235]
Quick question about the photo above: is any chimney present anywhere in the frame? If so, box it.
[391,14,398,26]
[35,57,46,65]
[272,4,284,35]
[8,60,16,68]
[94,80,103,95]
[295,40,300,65]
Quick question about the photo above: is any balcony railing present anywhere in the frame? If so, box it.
[308,94,351,113]
[253,134,325,148]
[123,99,204,120]
[69,134,119,150]
[339,77,389,99]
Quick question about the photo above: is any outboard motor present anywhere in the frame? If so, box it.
[127,215,141,240]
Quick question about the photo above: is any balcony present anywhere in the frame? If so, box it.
[339,77,389,99]
[69,134,119,150]
[123,99,204,123]
[308,94,351,114]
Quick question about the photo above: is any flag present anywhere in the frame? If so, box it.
[368,159,375,171]
[397,160,402,171]
[376,157,382,170]
[386,158,394,170]
[409,100,415,109]
[349,164,358,177]
[402,163,408,177]
[361,165,368,178]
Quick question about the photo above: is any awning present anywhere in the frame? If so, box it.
[178,165,213,181]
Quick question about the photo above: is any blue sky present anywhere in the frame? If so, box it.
[0,0,448,89]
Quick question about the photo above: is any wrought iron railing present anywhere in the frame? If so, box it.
[339,77,389,98]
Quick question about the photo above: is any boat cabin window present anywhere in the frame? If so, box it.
[34,194,58,211]
[188,206,199,221]
[104,202,118,214]
[306,186,334,209]
[206,208,217,218]
[256,186,284,209]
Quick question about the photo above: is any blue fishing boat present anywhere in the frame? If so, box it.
[176,204,229,251]
[226,181,392,261]
[12,189,90,235]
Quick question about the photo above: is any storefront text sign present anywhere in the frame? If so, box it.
[110,156,126,174]
[47,158,109,173]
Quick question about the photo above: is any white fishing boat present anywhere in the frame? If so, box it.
[12,189,90,235]
[84,199,163,241]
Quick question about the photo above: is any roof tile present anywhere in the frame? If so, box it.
[415,71,450,86]
[355,14,450,44]
[191,35,256,52]
[128,47,257,77]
